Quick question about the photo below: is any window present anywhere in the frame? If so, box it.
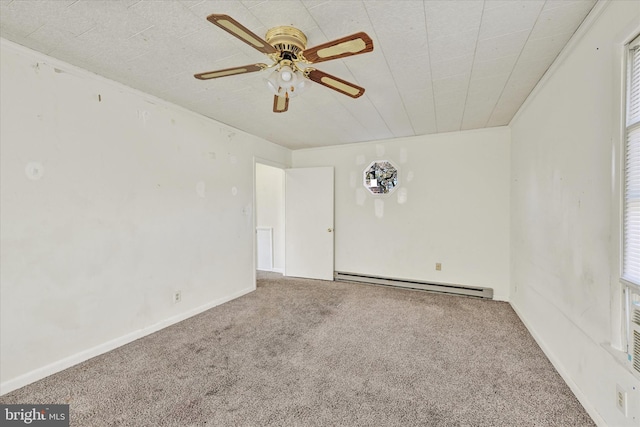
[624,34,640,287]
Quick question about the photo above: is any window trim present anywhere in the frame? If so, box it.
[622,33,640,290]
[621,33,640,357]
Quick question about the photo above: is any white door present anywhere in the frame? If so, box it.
[285,167,334,280]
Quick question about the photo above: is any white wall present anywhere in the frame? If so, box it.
[0,40,290,393]
[255,163,285,273]
[509,1,640,426]
[292,127,511,300]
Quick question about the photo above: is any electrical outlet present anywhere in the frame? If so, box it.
[173,291,182,304]
[435,263,442,271]
[617,384,627,416]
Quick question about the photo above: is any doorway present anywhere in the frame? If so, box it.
[255,162,285,274]
[254,161,335,281]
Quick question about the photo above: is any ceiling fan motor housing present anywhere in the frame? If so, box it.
[265,26,308,61]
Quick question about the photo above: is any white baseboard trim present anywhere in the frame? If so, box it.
[257,267,284,274]
[510,301,606,427]
[492,292,509,302]
[0,286,254,396]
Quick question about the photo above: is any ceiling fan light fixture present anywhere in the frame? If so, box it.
[277,65,297,85]
[280,69,293,82]
[265,66,310,99]
[265,69,280,95]
[292,76,311,97]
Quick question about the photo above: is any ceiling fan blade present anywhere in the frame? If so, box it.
[194,63,267,80]
[206,14,277,55]
[301,32,373,64]
[305,69,365,98]
[273,95,289,113]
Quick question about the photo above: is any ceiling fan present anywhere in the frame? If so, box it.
[194,14,374,113]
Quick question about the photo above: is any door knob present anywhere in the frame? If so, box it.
[327,228,333,232]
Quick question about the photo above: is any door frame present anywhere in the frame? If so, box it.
[253,157,288,289]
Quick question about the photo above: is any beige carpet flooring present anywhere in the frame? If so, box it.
[0,272,595,426]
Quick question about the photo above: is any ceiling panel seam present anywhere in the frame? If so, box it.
[460,0,486,131]
[127,25,155,40]
[422,0,438,133]
[484,1,545,127]
[362,1,414,136]
[25,23,45,38]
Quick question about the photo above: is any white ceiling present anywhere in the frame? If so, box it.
[0,0,596,149]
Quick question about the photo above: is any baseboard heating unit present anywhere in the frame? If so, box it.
[334,271,493,299]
